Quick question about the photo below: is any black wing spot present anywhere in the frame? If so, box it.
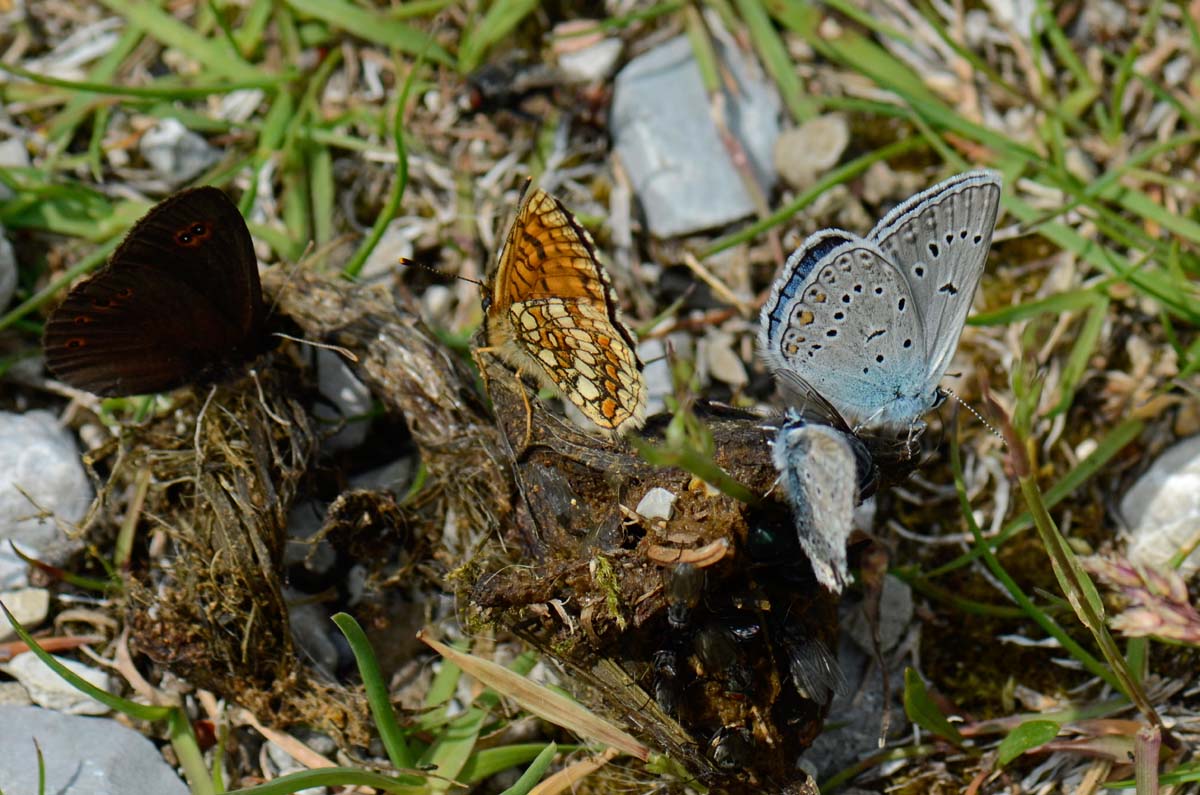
[826,329,838,337]
[973,234,983,244]
[897,297,906,311]
[903,338,913,348]
[862,366,870,374]
[939,282,959,295]
[874,286,884,295]
[945,233,954,244]
[960,229,968,239]
[875,354,884,363]
[866,329,886,342]
[834,311,845,320]
[913,265,925,278]
[853,284,864,293]
[928,242,939,258]
[841,294,851,304]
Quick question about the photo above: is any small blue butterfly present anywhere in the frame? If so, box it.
[759,170,1002,437]
[769,410,873,593]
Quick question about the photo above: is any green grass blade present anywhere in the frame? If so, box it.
[284,0,451,64]
[0,601,174,722]
[97,0,260,81]
[903,668,966,747]
[735,0,814,121]
[996,720,1060,767]
[458,0,539,73]
[343,52,419,279]
[928,417,1143,578]
[497,744,558,794]
[332,613,414,770]
[459,743,564,786]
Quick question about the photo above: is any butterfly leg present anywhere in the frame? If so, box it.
[513,366,534,452]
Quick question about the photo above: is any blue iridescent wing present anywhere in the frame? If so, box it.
[759,232,929,430]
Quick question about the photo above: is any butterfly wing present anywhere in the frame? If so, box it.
[761,232,929,430]
[507,297,646,433]
[43,187,266,396]
[487,181,646,435]
[869,170,1001,383]
[772,419,860,593]
[492,184,639,350]
[44,263,257,396]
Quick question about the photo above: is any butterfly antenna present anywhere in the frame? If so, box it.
[398,256,485,290]
[271,332,360,364]
[942,388,1005,444]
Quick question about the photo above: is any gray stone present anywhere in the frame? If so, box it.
[284,500,336,576]
[0,653,112,715]
[800,629,907,779]
[315,349,373,452]
[0,704,188,794]
[349,456,414,494]
[843,575,913,655]
[139,118,218,184]
[286,594,339,675]
[1122,434,1200,576]
[0,410,91,589]
[612,34,780,237]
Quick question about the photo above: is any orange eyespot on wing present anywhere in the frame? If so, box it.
[484,183,646,435]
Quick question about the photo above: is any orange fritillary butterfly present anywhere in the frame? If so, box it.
[483,181,647,436]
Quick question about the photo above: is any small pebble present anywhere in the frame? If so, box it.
[139,118,218,184]
[637,337,672,418]
[1,652,112,715]
[1121,435,1200,576]
[287,596,340,675]
[0,411,91,589]
[700,329,749,389]
[774,115,849,191]
[554,21,623,83]
[636,487,678,521]
[359,218,420,282]
[0,587,50,642]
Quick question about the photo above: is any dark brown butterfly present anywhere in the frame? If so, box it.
[42,187,268,397]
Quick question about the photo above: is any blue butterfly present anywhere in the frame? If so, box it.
[759,170,1002,439]
[768,410,873,593]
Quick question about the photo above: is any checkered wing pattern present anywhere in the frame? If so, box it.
[486,184,646,435]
